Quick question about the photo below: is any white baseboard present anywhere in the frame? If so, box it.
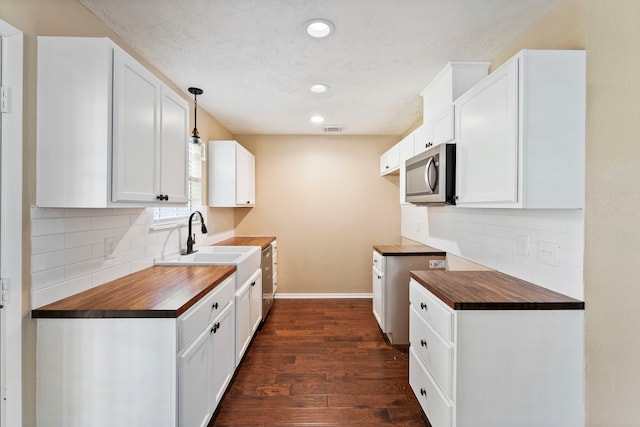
[275,293,372,299]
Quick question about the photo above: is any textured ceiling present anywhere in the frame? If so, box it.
[78,0,564,136]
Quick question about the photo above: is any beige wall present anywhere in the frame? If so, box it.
[0,1,234,425]
[235,135,400,294]
[585,0,640,424]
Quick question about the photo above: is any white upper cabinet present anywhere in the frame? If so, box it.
[208,140,256,207]
[380,143,400,175]
[159,88,190,204]
[36,36,188,208]
[455,50,586,208]
[413,62,490,157]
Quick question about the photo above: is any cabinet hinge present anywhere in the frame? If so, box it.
[1,277,9,303]
[0,86,9,114]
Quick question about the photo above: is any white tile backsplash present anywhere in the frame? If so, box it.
[30,206,234,308]
[401,204,584,300]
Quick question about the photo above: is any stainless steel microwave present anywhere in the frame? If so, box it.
[405,143,456,204]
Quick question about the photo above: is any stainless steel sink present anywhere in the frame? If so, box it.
[155,246,261,287]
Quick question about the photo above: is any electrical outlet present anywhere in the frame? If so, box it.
[105,237,116,259]
[429,259,446,269]
[537,241,559,266]
[517,235,529,256]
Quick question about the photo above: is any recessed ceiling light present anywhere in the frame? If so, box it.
[310,84,329,93]
[310,115,325,124]
[305,19,334,38]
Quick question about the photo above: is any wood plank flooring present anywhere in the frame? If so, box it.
[211,299,430,426]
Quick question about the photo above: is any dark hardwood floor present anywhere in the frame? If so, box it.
[211,299,429,426]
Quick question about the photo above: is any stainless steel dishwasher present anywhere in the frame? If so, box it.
[261,245,274,321]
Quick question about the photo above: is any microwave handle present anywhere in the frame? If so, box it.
[424,157,437,192]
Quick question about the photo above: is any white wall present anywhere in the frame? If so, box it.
[30,207,232,308]
[402,204,583,299]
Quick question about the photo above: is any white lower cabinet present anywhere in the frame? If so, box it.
[235,268,263,366]
[36,275,236,427]
[179,301,234,427]
[409,279,584,427]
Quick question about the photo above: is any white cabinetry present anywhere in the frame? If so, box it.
[414,62,490,156]
[234,268,262,366]
[36,36,188,208]
[454,50,585,208]
[36,275,236,427]
[272,240,278,295]
[179,301,234,427]
[409,278,584,427]
[208,140,256,207]
[379,143,400,175]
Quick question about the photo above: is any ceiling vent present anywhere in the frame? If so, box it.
[323,125,343,133]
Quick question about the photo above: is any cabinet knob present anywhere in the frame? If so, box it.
[420,339,428,348]
[246,201,251,204]
[251,281,256,287]
[156,194,169,201]
[211,322,221,334]
[212,302,219,310]
[420,302,427,310]
[420,388,427,397]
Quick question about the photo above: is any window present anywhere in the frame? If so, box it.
[153,143,204,223]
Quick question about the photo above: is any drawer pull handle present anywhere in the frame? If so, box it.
[420,302,427,310]
[377,275,382,279]
[212,302,219,310]
[420,339,427,348]
[211,322,221,334]
[420,388,427,397]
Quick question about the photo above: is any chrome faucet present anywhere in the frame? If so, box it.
[182,211,208,255]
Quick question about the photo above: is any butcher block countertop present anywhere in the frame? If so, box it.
[215,236,276,250]
[32,265,236,319]
[411,270,584,310]
[373,244,446,256]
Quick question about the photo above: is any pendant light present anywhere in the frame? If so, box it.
[188,87,204,145]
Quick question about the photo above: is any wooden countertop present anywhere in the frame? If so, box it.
[32,265,236,319]
[373,244,446,256]
[215,236,276,250]
[410,270,584,310]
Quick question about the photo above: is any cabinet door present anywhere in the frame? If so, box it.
[112,49,161,203]
[249,273,263,334]
[413,123,434,156]
[372,266,384,330]
[235,281,252,366]
[236,145,255,206]
[160,86,189,204]
[179,326,212,427]
[455,58,519,205]
[432,105,455,146]
[210,302,235,409]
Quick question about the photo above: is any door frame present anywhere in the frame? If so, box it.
[0,19,23,427]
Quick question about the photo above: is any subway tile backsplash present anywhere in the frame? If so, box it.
[401,204,584,300]
[30,206,232,308]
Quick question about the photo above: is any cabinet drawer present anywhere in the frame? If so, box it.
[410,348,452,427]
[410,307,453,399]
[179,275,235,351]
[410,279,454,343]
